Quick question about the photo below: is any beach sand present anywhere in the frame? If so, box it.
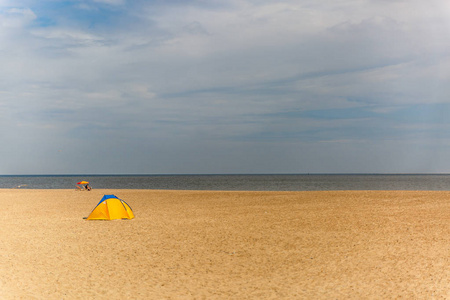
[1,189,449,299]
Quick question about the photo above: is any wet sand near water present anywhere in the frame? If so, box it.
[1,189,449,299]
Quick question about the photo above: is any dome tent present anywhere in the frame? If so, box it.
[86,195,134,220]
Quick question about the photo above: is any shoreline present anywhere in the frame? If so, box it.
[2,189,449,299]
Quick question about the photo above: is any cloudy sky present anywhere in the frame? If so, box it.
[2,0,450,174]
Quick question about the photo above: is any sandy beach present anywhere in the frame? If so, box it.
[1,189,449,299]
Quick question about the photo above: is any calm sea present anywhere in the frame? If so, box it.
[1,174,450,191]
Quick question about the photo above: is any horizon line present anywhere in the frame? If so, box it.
[2,173,450,176]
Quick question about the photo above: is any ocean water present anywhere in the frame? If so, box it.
[1,174,450,191]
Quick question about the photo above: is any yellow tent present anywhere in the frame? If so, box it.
[86,195,134,220]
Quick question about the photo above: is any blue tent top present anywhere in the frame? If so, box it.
[95,195,133,211]
[96,194,120,205]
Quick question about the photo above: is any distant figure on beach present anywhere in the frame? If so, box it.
[75,181,91,191]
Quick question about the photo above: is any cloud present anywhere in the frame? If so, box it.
[93,0,126,5]
[0,7,36,28]
[2,0,450,174]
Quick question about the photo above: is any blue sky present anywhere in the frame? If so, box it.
[2,0,450,174]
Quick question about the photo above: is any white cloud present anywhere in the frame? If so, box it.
[31,28,103,44]
[3,7,36,25]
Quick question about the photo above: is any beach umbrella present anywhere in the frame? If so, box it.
[77,181,89,184]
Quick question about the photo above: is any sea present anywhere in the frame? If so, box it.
[1,174,450,191]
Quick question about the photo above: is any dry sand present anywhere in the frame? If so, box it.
[1,189,449,299]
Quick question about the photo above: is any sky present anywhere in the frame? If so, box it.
[2,0,450,174]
